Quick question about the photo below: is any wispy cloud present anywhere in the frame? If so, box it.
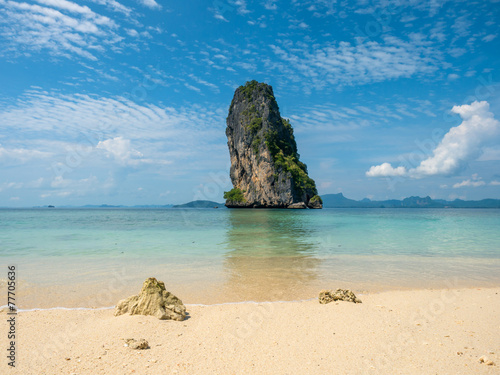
[209,1,233,22]
[482,34,497,42]
[0,0,152,61]
[188,74,220,93]
[269,35,442,88]
[453,175,486,188]
[87,0,132,16]
[0,145,53,164]
[0,0,121,60]
[0,89,226,168]
[230,0,250,15]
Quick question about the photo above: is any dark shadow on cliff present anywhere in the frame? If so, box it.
[221,209,322,301]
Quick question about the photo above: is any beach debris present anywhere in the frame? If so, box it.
[319,289,362,304]
[125,339,149,350]
[114,277,186,321]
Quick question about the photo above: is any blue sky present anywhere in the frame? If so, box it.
[1,0,500,206]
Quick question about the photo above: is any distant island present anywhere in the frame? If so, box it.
[172,200,224,208]
[321,193,500,208]
[18,195,499,209]
[172,194,500,208]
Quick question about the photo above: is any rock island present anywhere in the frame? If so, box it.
[224,80,322,209]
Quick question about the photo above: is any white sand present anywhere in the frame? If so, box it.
[1,287,499,374]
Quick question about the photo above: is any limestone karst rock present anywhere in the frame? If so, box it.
[319,289,362,304]
[224,80,322,209]
[114,277,186,321]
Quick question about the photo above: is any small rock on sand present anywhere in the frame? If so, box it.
[319,289,362,304]
[125,339,149,350]
[479,356,495,365]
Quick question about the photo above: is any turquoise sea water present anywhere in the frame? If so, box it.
[1,208,499,308]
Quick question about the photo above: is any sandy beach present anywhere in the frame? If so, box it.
[1,287,498,374]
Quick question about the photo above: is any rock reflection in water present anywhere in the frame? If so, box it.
[222,209,322,301]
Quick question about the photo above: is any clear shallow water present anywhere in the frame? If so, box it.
[1,208,499,308]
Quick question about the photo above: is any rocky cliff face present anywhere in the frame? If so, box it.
[224,81,322,209]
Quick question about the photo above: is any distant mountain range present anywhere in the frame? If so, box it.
[25,195,500,209]
[172,200,224,208]
[31,204,174,208]
[321,193,500,208]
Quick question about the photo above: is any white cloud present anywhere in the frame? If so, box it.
[35,0,93,14]
[366,101,500,178]
[138,0,161,10]
[482,34,497,42]
[97,137,143,165]
[366,163,407,177]
[451,15,472,38]
[213,13,229,22]
[126,29,139,37]
[412,101,500,177]
[209,1,233,21]
[230,0,250,15]
[263,0,277,10]
[184,83,201,93]
[453,176,486,188]
[490,181,500,186]
[87,0,132,16]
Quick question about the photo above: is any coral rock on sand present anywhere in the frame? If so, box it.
[125,339,149,350]
[114,277,186,321]
[319,289,362,304]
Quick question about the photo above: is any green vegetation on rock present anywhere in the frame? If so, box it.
[310,195,323,204]
[264,119,316,195]
[223,188,246,202]
[240,80,259,100]
[239,80,276,103]
[252,136,261,155]
[247,117,262,135]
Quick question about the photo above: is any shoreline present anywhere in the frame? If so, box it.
[1,287,498,374]
[4,276,500,310]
